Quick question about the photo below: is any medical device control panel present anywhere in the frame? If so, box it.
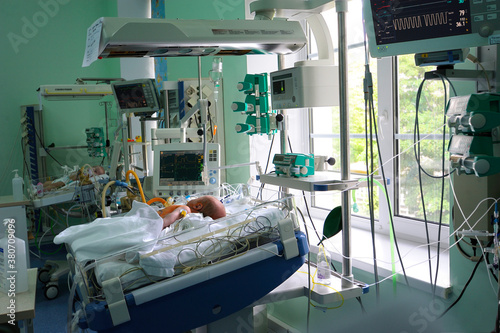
[112,79,161,116]
[363,0,500,58]
[152,143,220,197]
[273,153,314,178]
[270,65,339,110]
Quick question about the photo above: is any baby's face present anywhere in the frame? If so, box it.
[92,166,105,175]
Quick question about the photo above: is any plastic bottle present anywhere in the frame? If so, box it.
[0,221,28,294]
[316,245,331,285]
[36,182,44,198]
[12,170,24,201]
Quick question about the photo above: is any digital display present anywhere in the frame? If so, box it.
[273,80,286,95]
[114,83,149,109]
[158,150,204,186]
[370,0,471,46]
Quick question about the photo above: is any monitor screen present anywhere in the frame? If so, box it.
[152,142,220,197]
[370,0,471,47]
[363,0,500,58]
[114,83,149,109]
[112,79,160,114]
[158,150,204,186]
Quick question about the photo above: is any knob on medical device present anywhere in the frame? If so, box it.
[235,123,252,133]
[237,82,253,92]
[326,157,336,166]
[232,102,248,112]
[479,24,494,37]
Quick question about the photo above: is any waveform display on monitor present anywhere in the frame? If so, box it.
[393,12,448,30]
[159,150,204,186]
[370,0,471,46]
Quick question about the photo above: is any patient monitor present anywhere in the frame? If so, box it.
[111,79,161,116]
[363,0,500,58]
[152,143,220,197]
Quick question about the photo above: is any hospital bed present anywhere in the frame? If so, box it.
[56,186,309,332]
[31,172,109,209]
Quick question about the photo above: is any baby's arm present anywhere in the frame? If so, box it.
[162,205,191,229]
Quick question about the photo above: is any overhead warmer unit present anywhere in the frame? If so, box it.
[83,17,307,66]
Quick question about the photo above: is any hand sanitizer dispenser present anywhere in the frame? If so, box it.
[11,170,24,201]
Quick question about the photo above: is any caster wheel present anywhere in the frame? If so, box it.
[38,267,51,284]
[44,283,59,300]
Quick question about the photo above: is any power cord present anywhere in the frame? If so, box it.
[437,251,484,320]
[363,61,411,290]
[466,53,492,92]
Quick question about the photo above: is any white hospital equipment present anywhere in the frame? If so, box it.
[111,78,163,176]
[82,17,306,66]
[111,79,161,117]
[270,63,340,109]
[39,84,112,101]
[151,143,220,198]
[362,0,500,58]
[38,78,123,101]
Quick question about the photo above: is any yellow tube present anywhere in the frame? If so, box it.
[125,170,146,203]
[101,180,116,218]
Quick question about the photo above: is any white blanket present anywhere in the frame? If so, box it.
[54,201,163,263]
[55,199,286,291]
[97,204,285,289]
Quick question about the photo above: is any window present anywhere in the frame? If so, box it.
[306,6,449,246]
[246,2,451,289]
[396,55,451,225]
[245,2,450,249]
[309,4,379,222]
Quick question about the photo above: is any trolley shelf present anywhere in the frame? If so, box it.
[258,171,383,192]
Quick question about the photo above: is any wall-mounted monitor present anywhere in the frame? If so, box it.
[363,0,500,58]
[111,79,160,116]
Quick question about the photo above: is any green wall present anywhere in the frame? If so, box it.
[164,0,250,185]
[0,0,120,196]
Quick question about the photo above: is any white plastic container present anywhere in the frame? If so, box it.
[11,170,24,201]
[316,245,331,285]
[0,223,28,294]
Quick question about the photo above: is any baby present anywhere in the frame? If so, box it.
[160,196,226,229]
[43,166,106,191]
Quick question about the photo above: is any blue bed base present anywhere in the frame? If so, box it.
[78,231,309,333]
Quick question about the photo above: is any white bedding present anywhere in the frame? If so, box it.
[55,200,286,291]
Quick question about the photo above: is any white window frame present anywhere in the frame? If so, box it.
[306,49,450,247]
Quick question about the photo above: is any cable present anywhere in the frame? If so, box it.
[466,53,492,92]
[356,296,367,315]
[0,124,22,187]
[412,72,457,296]
[299,192,313,333]
[364,65,380,302]
[33,125,63,166]
[258,134,275,200]
[364,62,411,289]
[437,252,484,319]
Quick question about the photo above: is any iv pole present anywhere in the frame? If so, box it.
[251,0,353,287]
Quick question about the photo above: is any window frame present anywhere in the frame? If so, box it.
[306,45,450,247]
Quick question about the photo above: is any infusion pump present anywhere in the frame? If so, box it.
[152,143,220,198]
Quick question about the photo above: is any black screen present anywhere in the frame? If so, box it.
[370,0,471,46]
[114,83,148,109]
[159,150,204,185]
